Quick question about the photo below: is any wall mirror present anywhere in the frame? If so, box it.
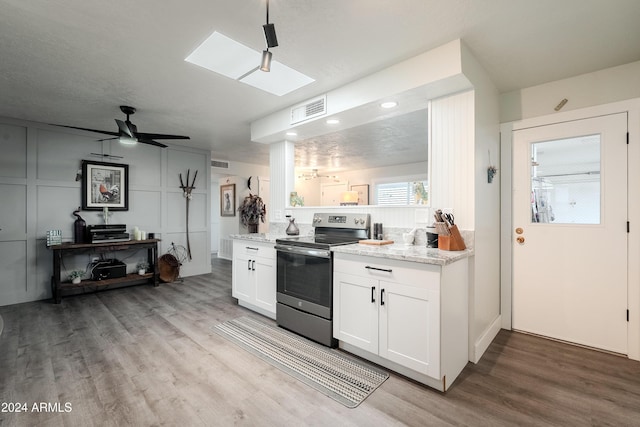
[289,93,429,207]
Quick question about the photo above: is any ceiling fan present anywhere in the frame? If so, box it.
[297,169,338,180]
[52,105,190,148]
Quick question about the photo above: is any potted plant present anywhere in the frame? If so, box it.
[136,261,150,275]
[68,270,84,284]
[237,193,266,233]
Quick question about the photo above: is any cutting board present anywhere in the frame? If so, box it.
[359,239,394,245]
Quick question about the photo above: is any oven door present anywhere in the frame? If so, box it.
[275,244,332,319]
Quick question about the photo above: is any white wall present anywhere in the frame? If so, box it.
[0,117,211,306]
[500,60,640,123]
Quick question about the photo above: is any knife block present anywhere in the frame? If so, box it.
[438,224,466,251]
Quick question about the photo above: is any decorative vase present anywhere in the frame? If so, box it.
[138,269,146,275]
[248,223,259,233]
[286,216,299,235]
[72,277,81,284]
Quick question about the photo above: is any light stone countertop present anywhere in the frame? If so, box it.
[229,233,285,243]
[229,234,473,266]
[331,242,473,266]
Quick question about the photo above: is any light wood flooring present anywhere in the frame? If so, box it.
[1,258,639,426]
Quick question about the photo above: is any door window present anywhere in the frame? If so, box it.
[530,134,601,224]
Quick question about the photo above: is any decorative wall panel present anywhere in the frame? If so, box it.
[0,184,27,235]
[0,124,26,178]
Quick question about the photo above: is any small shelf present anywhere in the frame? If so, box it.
[59,273,154,291]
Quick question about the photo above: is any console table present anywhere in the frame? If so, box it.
[50,239,160,304]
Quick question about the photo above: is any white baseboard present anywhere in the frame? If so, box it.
[472,315,502,363]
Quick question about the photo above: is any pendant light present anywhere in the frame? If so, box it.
[260,0,278,72]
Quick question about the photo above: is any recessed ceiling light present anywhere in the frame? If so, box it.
[380,101,398,109]
[326,119,340,125]
[286,131,298,136]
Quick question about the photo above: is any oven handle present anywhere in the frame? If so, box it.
[275,244,331,259]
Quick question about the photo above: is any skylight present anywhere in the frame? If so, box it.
[185,31,314,96]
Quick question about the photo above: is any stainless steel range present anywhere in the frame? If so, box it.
[275,212,370,347]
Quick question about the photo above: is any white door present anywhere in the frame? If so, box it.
[512,113,628,354]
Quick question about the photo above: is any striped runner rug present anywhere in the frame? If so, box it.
[214,316,389,408]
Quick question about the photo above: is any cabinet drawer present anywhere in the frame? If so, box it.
[334,253,440,289]
[233,241,275,260]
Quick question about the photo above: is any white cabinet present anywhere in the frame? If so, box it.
[232,240,276,319]
[333,252,468,391]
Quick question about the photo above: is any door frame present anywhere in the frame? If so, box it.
[500,98,640,361]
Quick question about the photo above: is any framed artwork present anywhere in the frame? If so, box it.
[350,184,369,205]
[220,183,236,216]
[81,160,129,211]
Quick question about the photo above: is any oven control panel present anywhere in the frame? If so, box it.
[312,213,370,230]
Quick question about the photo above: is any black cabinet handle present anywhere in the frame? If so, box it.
[246,246,258,251]
[247,259,252,270]
[371,286,376,303]
[365,265,392,273]
[252,260,256,271]
[380,289,385,306]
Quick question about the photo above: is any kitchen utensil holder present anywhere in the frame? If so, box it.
[438,224,466,251]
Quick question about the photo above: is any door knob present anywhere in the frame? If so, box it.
[516,236,525,244]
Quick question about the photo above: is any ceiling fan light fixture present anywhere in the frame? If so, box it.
[118,135,138,145]
[260,49,272,72]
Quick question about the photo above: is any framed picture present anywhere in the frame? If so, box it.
[220,183,236,216]
[81,160,129,211]
[350,184,369,205]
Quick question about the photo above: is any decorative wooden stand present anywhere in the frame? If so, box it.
[49,239,160,304]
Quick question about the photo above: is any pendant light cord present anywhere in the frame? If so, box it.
[266,0,270,24]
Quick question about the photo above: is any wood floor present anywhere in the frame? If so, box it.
[1,258,639,426]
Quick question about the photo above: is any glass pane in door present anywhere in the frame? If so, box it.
[530,134,601,224]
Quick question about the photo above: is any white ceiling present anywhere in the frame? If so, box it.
[1,0,639,168]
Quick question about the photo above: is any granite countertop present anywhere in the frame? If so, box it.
[230,234,473,265]
[229,233,285,243]
[331,242,473,266]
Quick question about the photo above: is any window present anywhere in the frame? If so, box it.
[375,180,428,206]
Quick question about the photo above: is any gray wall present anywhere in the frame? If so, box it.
[0,117,211,306]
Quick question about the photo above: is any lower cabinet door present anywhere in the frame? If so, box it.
[232,252,254,301]
[334,272,379,354]
[254,257,276,313]
[378,280,440,378]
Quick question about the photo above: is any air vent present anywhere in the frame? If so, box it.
[211,159,229,169]
[290,95,327,125]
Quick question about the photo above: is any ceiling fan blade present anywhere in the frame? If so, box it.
[115,119,134,138]
[135,132,190,140]
[137,138,168,148]
[50,124,119,137]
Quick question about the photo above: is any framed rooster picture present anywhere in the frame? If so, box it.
[81,160,129,211]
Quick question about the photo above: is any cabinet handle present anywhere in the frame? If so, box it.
[252,260,256,271]
[380,289,385,306]
[371,286,376,303]
[247,259,252,270]
[365,265,392,273]
[246,246,259,251]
